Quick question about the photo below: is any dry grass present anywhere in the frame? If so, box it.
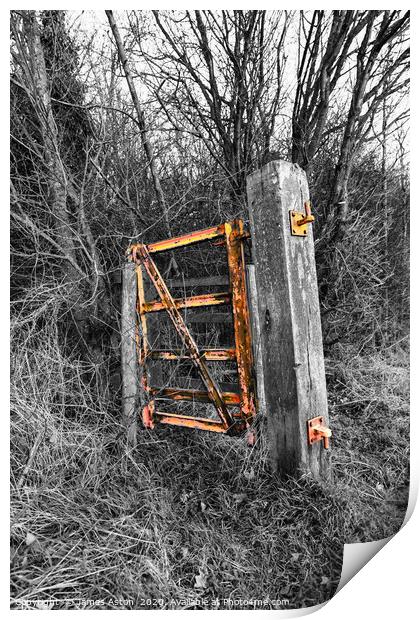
[10,328,409,610]
[327,343,410,542]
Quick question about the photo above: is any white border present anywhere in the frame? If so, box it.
[2,4,417,618]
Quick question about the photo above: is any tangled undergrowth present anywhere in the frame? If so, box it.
[10,327,409,610]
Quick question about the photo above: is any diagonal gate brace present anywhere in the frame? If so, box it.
[133,243,236,432]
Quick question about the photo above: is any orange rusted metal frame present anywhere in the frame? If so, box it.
[142,291,231,313]
[133,243,236,431]
[150,386,241,406]
[154,411,227,433]
[131,219,256,435]
[130,223,226,255]
[128,223,249,257]
[149,348,236,361]
[225,220,257,424]
[135,264,156,429]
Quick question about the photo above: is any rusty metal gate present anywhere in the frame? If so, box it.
[129,219,257,437]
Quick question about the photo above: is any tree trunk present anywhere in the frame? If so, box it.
[106,10,173,240]
[24,12,81,294]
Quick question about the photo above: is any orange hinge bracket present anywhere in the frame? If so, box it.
[290,201,315,237]
[307,416,332,449]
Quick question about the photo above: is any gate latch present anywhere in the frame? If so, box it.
[307,416,332,449]
[290,201,315,237]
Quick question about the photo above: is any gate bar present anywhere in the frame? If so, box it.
[135,264,160,430]
[130,223,226,255]
[149,348,236,361]
[150,386,241,406]
[225,220,256,423]
[154,411,228,433]
[143,291,231,313]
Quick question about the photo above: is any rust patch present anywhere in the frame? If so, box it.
[225,220,257,425]
[149,349,236,361]
[289,201,315,237]
[142,291,231,313]
[129,223,226,256]
[307,416,332,449]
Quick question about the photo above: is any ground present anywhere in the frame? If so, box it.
[10,338,409,610]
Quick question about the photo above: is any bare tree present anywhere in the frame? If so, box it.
[328,11,409,244]
[143,10,290,204]
[292,11,367,170]
[10,11,110,350]
[106,10,174,240]
[291,10,409,245]
[11,12,83,296]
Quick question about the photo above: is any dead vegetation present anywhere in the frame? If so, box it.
[10,323,408,610]
[328,343,409,542]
